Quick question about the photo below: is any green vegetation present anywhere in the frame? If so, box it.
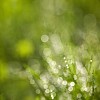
[0,0,100,100]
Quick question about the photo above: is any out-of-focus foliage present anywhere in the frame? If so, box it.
[0,0,100,100]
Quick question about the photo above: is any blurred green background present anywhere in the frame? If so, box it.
[0,0,100,100]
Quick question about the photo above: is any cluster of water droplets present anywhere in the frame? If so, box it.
[27,34,97,99]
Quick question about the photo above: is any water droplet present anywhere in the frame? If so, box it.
[43,48,51,57]
[81,86,88,92]
[66,64,68,67]
[70,82,75,87]
[51,92,56,99]
[43,84,48,89]
[62,80,67,86]
[45,89,50,93]
[57,77,63,84]
[49,85,55,91]
[53,68,59,74]
[41,35,49,42]
[67,66,69,69]
[65,60,67,63]
[51,61,56,66]
[63,57,66,60]
[36,89,40,94]
[90,59,92,63]
[68,86,73,92]
[58,65,61,69]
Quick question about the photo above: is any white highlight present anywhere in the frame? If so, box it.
[70,82,75,87]
[41,35,49,42]
[62,80,67,86]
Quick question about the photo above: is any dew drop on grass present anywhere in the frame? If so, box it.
[49,85,55,91]
[51,92,56,99]
[63,57,66,60]
[66,64,68,67]
[58,65,61,69]
[36,89,40,94]
[45,89,50,93]
[62,80,67,86]
[41,35,49,42]
[90,59,92,63]
[70,82,75,87]
[68,86,73,92]
[43,84,48,89]
[57,77,63,84]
